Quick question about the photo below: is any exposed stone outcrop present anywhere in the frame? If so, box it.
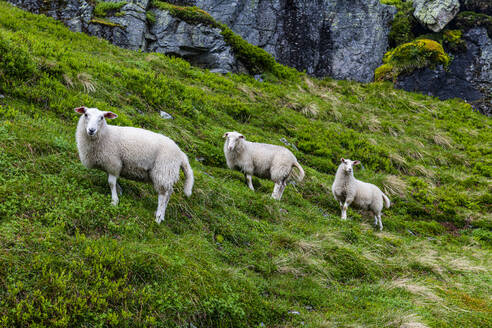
[189,0,396,82]
[7,0,396,81]
[413,0,460,32]
[396,28,492,116]
[148,9,243,73]
[7,0,241,73]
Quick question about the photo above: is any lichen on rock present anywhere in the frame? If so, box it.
[413,0,460,32]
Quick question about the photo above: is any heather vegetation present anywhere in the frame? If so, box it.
[0,2,491,327]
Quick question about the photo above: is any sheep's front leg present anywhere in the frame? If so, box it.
[245,174,254,191]
[155,190,171,224]
[108,174,119,206]
[341,199,352,220]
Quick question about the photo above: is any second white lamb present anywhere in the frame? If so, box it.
[223,131,304,200]
[332,158,390,230]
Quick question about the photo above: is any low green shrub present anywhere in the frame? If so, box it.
[375,39,450,81]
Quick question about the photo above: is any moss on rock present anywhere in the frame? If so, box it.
[375,39,450,81]
[93,1,127,18]
[382,0,423,47]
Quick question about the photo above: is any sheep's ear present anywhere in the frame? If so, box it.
[104,111,118,119]
[222,132,229,139]
[341,158,345,163]
[74,107,86,114]
[353,160,361,165]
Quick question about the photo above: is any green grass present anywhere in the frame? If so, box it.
[93,1,128,18]
[0,2,491,327]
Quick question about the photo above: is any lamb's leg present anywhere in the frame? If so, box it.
[245,174,255,191]
[374,215,378,226]
[378,215,383,231]
[108,174,119,206]
[155,190,171,224]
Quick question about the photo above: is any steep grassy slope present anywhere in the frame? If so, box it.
[0,2,491,327]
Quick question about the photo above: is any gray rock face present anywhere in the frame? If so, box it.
[7,0,240,73]
[413,0,460,32]
[190,0,396,82]
[8,0,396,81]
[396,28,492,116]
[148,9,240,73]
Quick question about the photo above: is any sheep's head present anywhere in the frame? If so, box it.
[223,131,245,152]
[75,106,117,137]
[340,158,360,174]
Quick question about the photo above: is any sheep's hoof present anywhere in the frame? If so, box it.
[111,200,118,206]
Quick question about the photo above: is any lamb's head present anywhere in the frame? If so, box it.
[75,106,117,137]
[340,158,360,175]
[223,131,245,152]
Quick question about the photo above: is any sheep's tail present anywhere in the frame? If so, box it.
[181,154,194,197]
[382,193,391,208]
[292,161,305,181]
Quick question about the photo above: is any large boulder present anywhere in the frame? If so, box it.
[396,28,492,116]
[190,0,396,82]
[147,9,242,73]
[413,0,460,32]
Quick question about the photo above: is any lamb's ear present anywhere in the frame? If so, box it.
[353,160,361,165]
[222,132,229,139]
[74,107,86,114]
[341,158,345,163]
[104,111,118,119]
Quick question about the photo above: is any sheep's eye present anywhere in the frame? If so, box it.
[100,116,103,120]
[84,114,87,117]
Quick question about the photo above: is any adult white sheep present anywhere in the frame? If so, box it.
[331,158,390,230]
[74,106,194,224]
[223,131,304,200]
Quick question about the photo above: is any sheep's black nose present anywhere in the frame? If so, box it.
[88,128,96,135]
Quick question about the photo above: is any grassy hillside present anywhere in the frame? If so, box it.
[0,2,491,327]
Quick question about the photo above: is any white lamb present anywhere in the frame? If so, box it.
[331,158,390,230]
[223,131,304,200]
[74,106,194,224]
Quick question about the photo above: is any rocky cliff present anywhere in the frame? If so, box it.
[7,0,396,82]
[7,0,245,73]
[188,0,396,82]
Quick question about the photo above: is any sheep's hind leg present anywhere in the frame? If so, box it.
[374,215,378,227]
[276,181,287,200]
[271,182,282,200]
[378,215,383,231]
[245,174,255,191]
[155,190,171,224]
[108,174,119,206]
